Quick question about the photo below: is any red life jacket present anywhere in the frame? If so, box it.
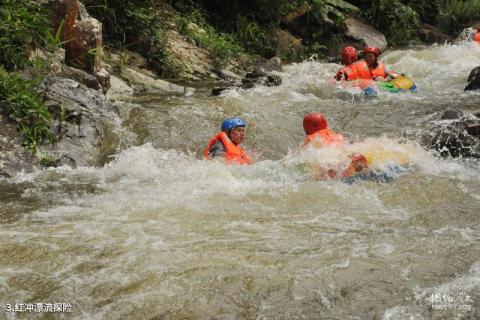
[203,132,252,165]
[475,32,480,44]
[304,129,344,147]
[370,61,387,78]
[343,60,372,81]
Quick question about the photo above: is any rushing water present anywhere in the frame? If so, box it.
[1,41,480,320]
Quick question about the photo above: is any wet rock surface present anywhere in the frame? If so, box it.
[419,24,452,45]
[422,110,480,158]
[212,57,283,96]
[120,67,187,95]
[344,17,388,52]
[0,113,35,178]
[465,66,480,91]
[40,76,125,167]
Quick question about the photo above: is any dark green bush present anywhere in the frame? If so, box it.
[83,0,181,77]
[0,0,50,70]
[360,0,421,46]
[402,0,439,24]
[0,67,53,152]
[437,0,480,35]
[174,7,244,70]
[235,15,275,57]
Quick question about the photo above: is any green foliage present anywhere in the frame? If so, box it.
[174,8,243,70]
[401,0,439,24]
[83,0,181,77]
[40,154,61,167]
[361,0,421,46]
[308,0,359,26]
[235,15,275,57]
[0,0,50,70]
[0,67,53,153]
[437,0,480,35]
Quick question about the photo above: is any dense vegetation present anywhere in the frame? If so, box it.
[0,0,479,152]
[78,0,480,73]
[0,0,55,152]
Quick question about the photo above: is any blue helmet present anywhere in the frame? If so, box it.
[221,118,246,132]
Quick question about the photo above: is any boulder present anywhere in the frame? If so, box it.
[52,0,100,73]
[272,29,304,61]
[254,57,283,75]
[465,66,480,91]
[211,87,230,96]
[59,65,101,90]
[0,75,125,175]
[40,76,124,167]
[441,109,463,120]
[419,24,452,44]
[241,73,282,89]
[95,68,111,93]
[121,67,186,94]
[423,110,480,158]
[0,113,35,177]
[51,0,109,90]
[166,30,215,80]
[344,17,387,52]
[106,75,134,101]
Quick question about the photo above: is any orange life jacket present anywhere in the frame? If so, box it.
[304,130,368,179]
[370,61,387,78]
[343,60,372,81]
[304,129,345,147]
[475,32,480,44]
[203,132,252,165]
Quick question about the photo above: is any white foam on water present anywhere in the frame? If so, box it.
[1,40,480,319]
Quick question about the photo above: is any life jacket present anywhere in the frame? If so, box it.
[304,129,345,147]
[369,61,387,78]
[203,132,252,165]
[475,32,480,44]
[343,60,371,81]
[304,130,368,179]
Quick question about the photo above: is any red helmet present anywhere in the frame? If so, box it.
[341,46,357,65]
[364,47,380,57]
[303,112,328,135]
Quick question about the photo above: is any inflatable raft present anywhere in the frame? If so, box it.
[335,76,417,99]
[364,76,417,97]
[305,146,413,183]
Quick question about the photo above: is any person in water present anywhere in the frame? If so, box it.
[336,47,399,82]
[474,26,480,44]
[303,112,368,178]
[204,117,252,165]
[363,47,400,82]
[334,46,358,81]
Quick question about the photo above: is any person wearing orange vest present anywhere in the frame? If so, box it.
[338,47,400,82]
[303,112,368,178]
[363,47,400,81]
[203,118,252,165]
[474,28,480,44]
[334,46,359,81]
[336,51,372,81]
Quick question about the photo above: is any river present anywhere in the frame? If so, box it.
[1,41,480,319]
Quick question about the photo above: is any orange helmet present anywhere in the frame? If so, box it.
[303,112,328,135]
[341,46,357,65]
